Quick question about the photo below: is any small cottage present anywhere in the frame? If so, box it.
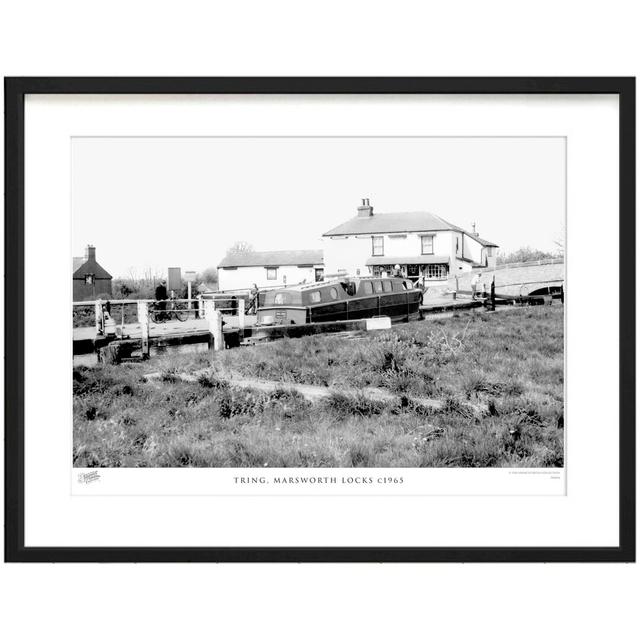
[72,245,113,301]
[217,250,324,291]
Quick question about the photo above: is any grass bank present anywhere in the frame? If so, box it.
[73,305,564,468]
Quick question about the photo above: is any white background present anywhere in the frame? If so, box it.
[1,1,638,639]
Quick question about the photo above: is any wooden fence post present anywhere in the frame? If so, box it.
[238,298,245,331]
[137,301,150,358]
[95,301,103,335]
[204,299,223,351]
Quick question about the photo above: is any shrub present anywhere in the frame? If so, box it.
[197,372,229,389]
[440,396,475,419]
[323,391,390,417]
[161,368,179,384]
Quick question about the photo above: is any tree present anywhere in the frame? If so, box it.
[198,267,218,285]
[112,266,165,300]
[553,224,566,258]
[117,282,134,298]
[496,246,557,265]
[226,240,254,255]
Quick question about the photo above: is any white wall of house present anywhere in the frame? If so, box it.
[323,230,455,276]
[323,229,497,278]
[218,264,323,291]
[485,246,497,269]
[322,236,372,276]
[459,234,498,270]
[462,234,483,264]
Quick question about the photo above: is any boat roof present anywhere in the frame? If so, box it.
[274,276,408,292]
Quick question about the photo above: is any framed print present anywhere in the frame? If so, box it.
[4,77,635,562]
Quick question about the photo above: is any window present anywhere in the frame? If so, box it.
[382,279,392,292]
[266,267,277,280]
[373,280,383,293]
[327,287,338,300]
[373,265,394,277]
[274,292,289,305]
[424,264,448,279]
[309,291,321,303]
[421,235,434,254]
[372,236,384,256]
[362,281,373,295]
[314,268,324,282]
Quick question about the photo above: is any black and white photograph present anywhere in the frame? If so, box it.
[72,136,565,471]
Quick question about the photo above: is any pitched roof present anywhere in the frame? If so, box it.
[73,259,112,279]
[322,211,499,247]
[322,211,464,236]
[218,249,323,268]
[473,235,499,247]
[73,257,85,272]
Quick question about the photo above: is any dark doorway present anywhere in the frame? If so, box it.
[407,264,420,280]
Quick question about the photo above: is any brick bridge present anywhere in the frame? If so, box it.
[446,258,565,297]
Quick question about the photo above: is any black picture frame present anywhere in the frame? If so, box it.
[4,77,635,563]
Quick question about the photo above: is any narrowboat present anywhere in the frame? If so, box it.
[256,277,423,325]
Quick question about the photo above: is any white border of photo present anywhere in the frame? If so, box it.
[24,94,618,547]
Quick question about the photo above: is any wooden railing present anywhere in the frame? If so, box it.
[82,297,248,337]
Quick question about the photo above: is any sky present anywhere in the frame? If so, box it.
[72,137,565,278]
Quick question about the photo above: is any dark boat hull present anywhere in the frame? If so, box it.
[259,290,423,326]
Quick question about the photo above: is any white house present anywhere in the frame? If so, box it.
[217,249,324,291]
[322,199,498,283]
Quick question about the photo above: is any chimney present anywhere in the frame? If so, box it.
[471,222,479,237]
[357,198,373,217]
[85,244,96,261]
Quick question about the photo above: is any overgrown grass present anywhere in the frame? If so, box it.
[73,305,564,468]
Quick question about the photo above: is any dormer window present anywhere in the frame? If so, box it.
[421,235,434,255]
